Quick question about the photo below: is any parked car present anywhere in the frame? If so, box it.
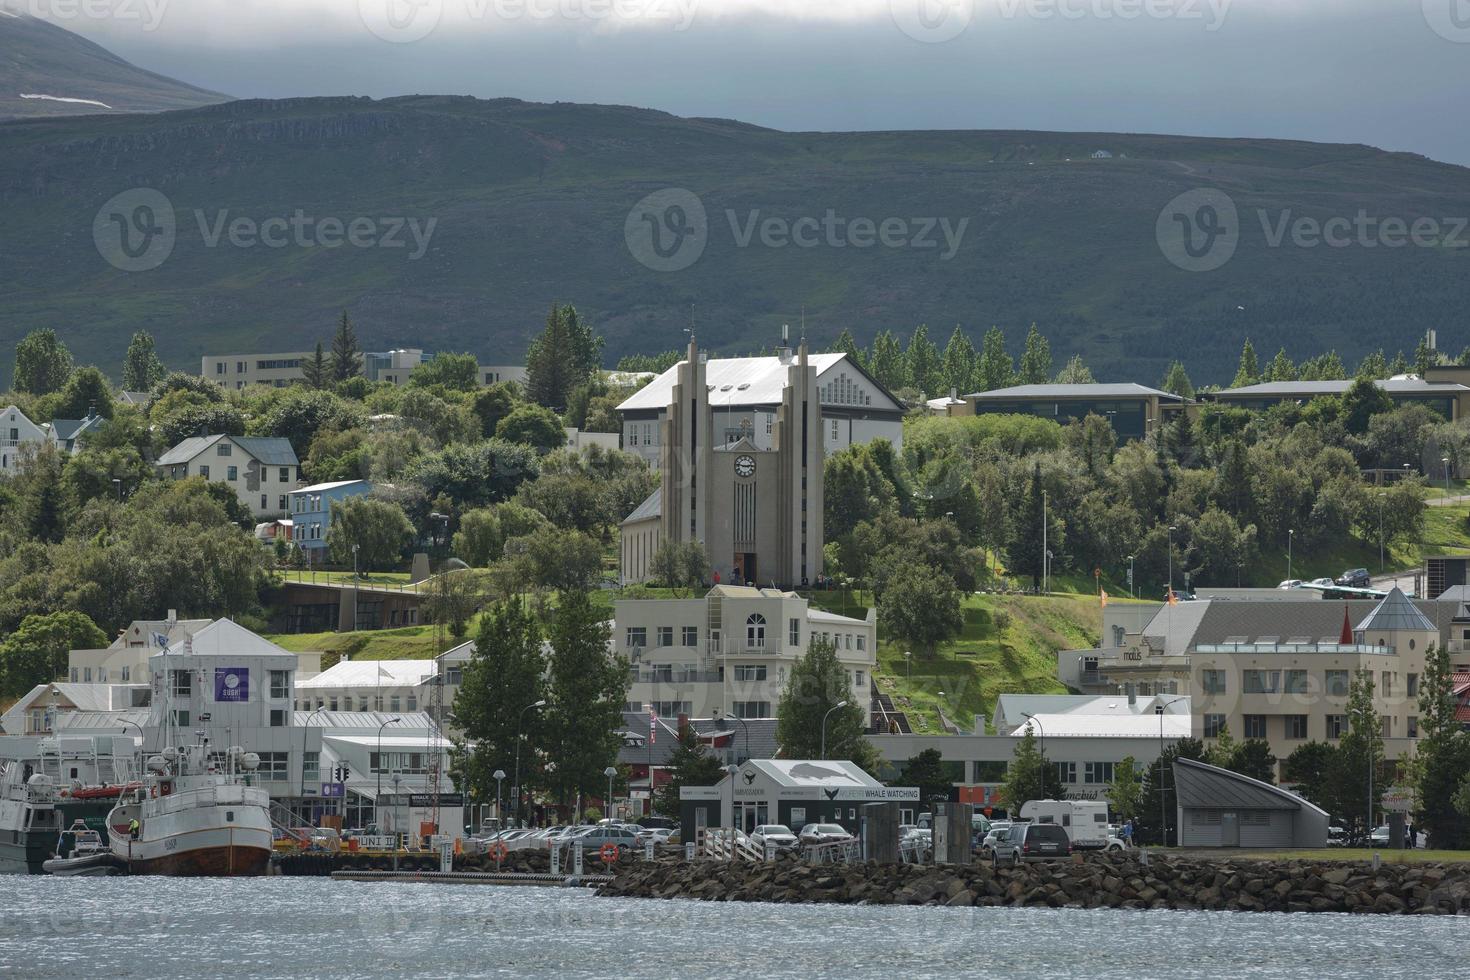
[637,817,677,831]
[750,825,799,851]
[643,828,674,846]
[1369,824,1391,846]
[567,825,640,856]
[1336,568,1372,588]
[991,822,1071,866]
[798,823,853,846]
[1327,825,1348,846]
[1309,577,1336,588]
[979,822,1012,856]
[1277,579,1303,590]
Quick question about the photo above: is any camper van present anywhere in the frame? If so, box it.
[1018,799,1114,850]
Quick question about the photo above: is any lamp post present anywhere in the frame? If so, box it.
[493,768,506,827]
[512,699,546,826]
[111,477,122,502]
[1154,696,1186,846]
[1443,457,1451,504]
[391,773,402,869]
[904,651,912,683]
[1041,490,1048,593]
[1377,492,1387,572]
[1022,712,1046,788]
[375,716,401,827]
[603,765,618,822]
[301,704,328,800]
[1287,529,1294,583]
[716,709,750,764]
[820,700,849,760]
[351,543,360,631]
[1126,555,1135,599]
[1167,525,1177,599]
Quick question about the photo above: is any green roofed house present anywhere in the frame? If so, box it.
[157,434,300,518]
[958,383,1187,440]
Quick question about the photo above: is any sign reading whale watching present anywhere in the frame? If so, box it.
[213,667,250,702]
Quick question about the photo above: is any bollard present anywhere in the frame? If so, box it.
[685,841,695,862]
[550,844,560,876]
[1372,852,1381,871]
[574,841,584,876]
[1140,847,1150,867]
[644,839,654,861]
[439,841,454,873]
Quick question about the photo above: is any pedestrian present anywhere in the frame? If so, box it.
[1404,822,1413,850]
[1122,818,1134,847]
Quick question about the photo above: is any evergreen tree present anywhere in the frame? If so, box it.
[1323,670,1384,837]
[653,722,725,816]
[1159,361,1194,399]
[13,328,73,395]
[904,324,940,395]
[301,342,329,390]
[121,331,165,391]
[329,311,363,382]
[1264,348,1296,383]
[1018,323,1052,385]
[976,326,1013,391]
[563,305,603,381]
[1414,338,1438,377]
[1389,350,1409,376]
[525,304,578,409]
[999,728,1063,811]
[543,591,628,810]
[1230,338,1260,388]
[1356,349,1388,379]
[1413,644,1470,848]
[900,748,954,804]
[939,326,977,396]
[453,601,549,808]
[830,328,866,369]
[775,638,879,772]
[1054,354,1095,385]
[1211,438,1253,521]
[1138,737,1207,844]
[1298,351,1346,381]
[868,330,908,391]
[1007,460,1047,585]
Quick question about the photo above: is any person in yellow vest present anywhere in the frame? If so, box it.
[128,818,140,840]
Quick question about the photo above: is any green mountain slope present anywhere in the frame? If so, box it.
[1,94,1466,386]
[0,9,229,120]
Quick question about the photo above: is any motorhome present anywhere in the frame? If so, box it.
[1018,799,1112,849]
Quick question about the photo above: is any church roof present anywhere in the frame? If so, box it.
[621,487,662,526]
[616,352,902,414]
[1355,587,1437,634]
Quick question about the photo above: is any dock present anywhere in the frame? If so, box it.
[329,869,612,887]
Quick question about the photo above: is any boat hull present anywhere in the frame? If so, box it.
[42,852,123,877]
[125,843,271,877]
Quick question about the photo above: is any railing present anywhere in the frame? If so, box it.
[698,827,765,862]
[803,838,862,865]
[628,669,722,685]
[1194,643,1391,654]
[269,799,311,846]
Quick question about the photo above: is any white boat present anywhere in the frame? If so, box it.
[43,821,121,876]
[107,742,272,877]
[1,737,137,875]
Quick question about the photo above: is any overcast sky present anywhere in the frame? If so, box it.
[23,0,1470,166]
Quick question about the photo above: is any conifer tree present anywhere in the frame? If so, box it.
[121,331,165,391]
[1230,338,1259,388]
[1018,323,1052,385]
[1159,361,1194,399]
[868,330,908,391]
[977,326,1013,391]
[939,326,976,396]
[329,311,363,382]
[1055,354,1095,384]
[905,324,940,395]
[301,342,329,390]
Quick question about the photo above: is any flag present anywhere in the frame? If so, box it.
[1099,589,1109,609]
[151,632,170,649]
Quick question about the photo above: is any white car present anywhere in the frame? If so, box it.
[1277,579,1303,590]
[1309,577,1336,588]
[750,825,799,851]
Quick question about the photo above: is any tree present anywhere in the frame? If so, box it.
[868,331,907,391]
[905,324,940,395]
[976,326,1013,392]
[329,311,363,382]
[1356,349,1388,380]
[252,389,363,456]
[326,497,414,571]
[1231,338,1260,388]
[900,748,953,803]
[505,526,602,592]
[13,329,73,395]
[301,342,329,390]
[1226,739,1278,784]
[472,383,520,438]
[55,366,115,421]
[1413,642,1470,848]
[424,568,488,639]
[1138,736,1206,845]
[1054,354,1095,385]
[525,303,597,410]
[121,331,165,391]
[999,728,1063,812]
[1262,348,1296,383]
[775,638,879,772]
[452,600,549,808]
[404,439,540,511]
[564,305,603,381]
[410,352,480,391]
[654,722,725,817]
[648,539,710,596]
[495,403,566,454]
[1282,741,1337,808]
[1018,324,1052,386]
[1322,669,1384,837]
[0,611,108,698]
[1159,361,1195,399]
[542,591,628,811]
[1106,756,1145,823]
[829,328,866,368]
[1206,723,1237,769]
[939,326,976,396]
[1007,460,1048,585]
[877,562,963,657]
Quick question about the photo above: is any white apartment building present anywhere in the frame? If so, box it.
[0,404,46,477]
[294,660,437,716]
[156,434,300,518]
[614,586,877,720]
[68,615,321,688]
[202,352,314,389]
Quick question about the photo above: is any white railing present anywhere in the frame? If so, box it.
[804,838,862,865]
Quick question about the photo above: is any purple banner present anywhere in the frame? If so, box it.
[214,667,249,702]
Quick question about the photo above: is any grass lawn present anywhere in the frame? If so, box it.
[266,624,457,664]
[275,569,418,588]
[1231,849,1470,865]
[810,590,1103,735]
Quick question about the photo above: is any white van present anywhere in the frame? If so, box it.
[1019,799,1112,849]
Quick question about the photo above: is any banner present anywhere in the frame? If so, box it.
[213,667,249,702]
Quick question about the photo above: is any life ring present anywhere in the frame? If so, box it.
[599,843,619,863]
[488,842,508,862]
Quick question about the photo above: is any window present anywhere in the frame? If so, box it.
[789,618,800,646]
[682,626,698,647]
[270,670,289,699]
[1326,714,1347,739]
[279,466,290,483]
[657,626,673,648]
[1083,761,1114,784]
[734,665,767,681]
[1203,714,1226,738]
[1201,669,1226,694]
[121,666,130,682]
[279,495,287,511]
[830,419,839,440]
[1408,673,1419,697]
[446,667,463,686]
[1408,716,1419,738]
[171,710,190,728]
[1325,671,1350,697]
[1243,714,1267,739]
[257,752,290,780]
[1380,715,1393,738]
[1285,715,1308,739]
[171,669,192,698]
[328,697,338,712]
[733,701,771,719]
[856,636,866,651]
[370,752,428,774]
[260,494,267,510]
[217,443,232,456]
[1056,762,1076,784]
[388,695,400,713]
[373,695,384,712]
[70,667,78,682]
[844,634,853,650]
[407,695,417,711]
[227,465,238,481]
[84,667,92,682]
[270,709,287,727]
[1381,672,1392,698]
[855,670,866,687]
[973,760,1007,782]
[746,614,767,649]
[199,464,210,479]
[626,627,647,649]
[1284,670,1308,694]
[653,700,691,717]
[650,664,673,682]
[1243,670,1280,694]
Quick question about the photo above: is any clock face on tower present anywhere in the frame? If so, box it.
[735,455,756,478]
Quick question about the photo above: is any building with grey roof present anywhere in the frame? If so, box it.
[157,433,300,517]
[1210,377,1469,420]
[1174,757,1328,848]
[958,383,1187,440]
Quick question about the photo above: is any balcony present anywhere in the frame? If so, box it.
[1194,643,1393,655]
[628,668,722,685]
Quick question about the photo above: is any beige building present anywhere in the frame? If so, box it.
[615,586,876,720]
[69,615,321,687]
[202,352,314,390]
[620,337,826,590]
[156,434,300,518]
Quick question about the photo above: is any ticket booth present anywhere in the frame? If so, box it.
[679,759,918,841]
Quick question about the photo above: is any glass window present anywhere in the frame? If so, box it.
[171,670,192,698]
[734,665,767,681]
[1056,761,1076,784]
[973,760,1007,782]
[407,695,417,711]
[217,443,232,456]
[789,618,800,646]
[227,465,238,481]
[1380,671,1392,698]
[1325,671,1350,697]
[682,626,698,647]
[1326,714,1347,739]
[1408,673,1419,697]
[279,467,290,482]
[269,709,287,727]
[733,701,771,719]
[1201,669,1226,694]
[1243,714,1267,739]
[657,626,673,648]
[746,614,766,648]
[1284,670,1308,694]
[270,670,289,699]
[1203,714,1226,738]
[1285,715,1308,739]
[625,627,647,649]
[121,666,130,682]
[1243,670,1280,694]
[1083,761,1114,784]
[1408,716,1418,738]
[199,465,210,479]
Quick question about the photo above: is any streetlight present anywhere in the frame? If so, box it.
[1167,526,1177,599]
[493,768,506,827]
[1041,489,1048,593]
[376,716,402,828]
[604,766,618,822]
[301,703,328,800]
[715,709,750,764]
[1377,492,1387,572]
[1022,712,1046,782]
[1443,457,1451,504]
[1126,555,1135,599]
[111,477,123,502]
[1287,529,1294,583]
[1154,696,1187,846]
[392,773,403,869]
[512,699,547,826]
[350,543,360,631]
[904,651,912,683]
[725,764,739,851]
[820,700,849,760]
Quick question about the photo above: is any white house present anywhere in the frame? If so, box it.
[47,412,105,454]
[0,405,46,477]
[67,615,321,688]
[157,434,301,517]
[294,659,438,715]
